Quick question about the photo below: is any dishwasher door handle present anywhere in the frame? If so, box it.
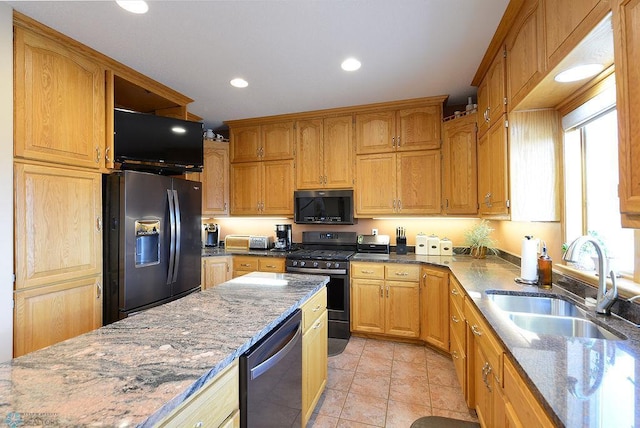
[250,325,302,380]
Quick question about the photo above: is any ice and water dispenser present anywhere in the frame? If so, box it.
[135,220,160,267]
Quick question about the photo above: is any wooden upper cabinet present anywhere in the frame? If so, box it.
[296,119,324,189]
[506,0,545,111]
[14,27,105,170]
[397,151,441,214]
[230,126,261,163]
[397,106,441,151]
[356,105,442,154]
[261,121,295,160]
[478,51,506,138]
[296,116,353,189]
[544,0,609,68]
[202,141,229,216]
[442,114,478,215]
[355,111,396,154]
[355,153,397,215]
[613,0,640,227]
[262,159,295,214]
[478,120,509,217]
[14,162,102,290]
[230,162,261,215]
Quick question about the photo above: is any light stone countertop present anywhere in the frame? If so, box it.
[0,272,328,427]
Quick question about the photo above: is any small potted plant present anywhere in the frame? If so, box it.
[464,219,497,259]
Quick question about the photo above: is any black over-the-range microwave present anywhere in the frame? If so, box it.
[294,189,356,225]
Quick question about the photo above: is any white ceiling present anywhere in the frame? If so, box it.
[7,0,509,130]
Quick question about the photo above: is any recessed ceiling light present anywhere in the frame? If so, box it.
[116,1,149,14]
[230,78,249,88]
[554,64,604,83]
[341,58,361,72]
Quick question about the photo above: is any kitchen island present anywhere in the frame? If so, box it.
[0,272,328,427]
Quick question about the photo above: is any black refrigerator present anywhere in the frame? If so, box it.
[103,170,202,325]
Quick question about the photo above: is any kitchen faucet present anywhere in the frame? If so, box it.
[562,236,618,315]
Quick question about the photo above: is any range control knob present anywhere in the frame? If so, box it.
[326,262,332,268]
[292,260,298,267]
[300,261,306,267]
[334,262,340,269]
[313,261,319,268]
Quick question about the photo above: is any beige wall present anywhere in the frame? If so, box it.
[494,220,563,264]
[0,2,13,362]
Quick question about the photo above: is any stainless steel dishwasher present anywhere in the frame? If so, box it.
[239,309,302,428]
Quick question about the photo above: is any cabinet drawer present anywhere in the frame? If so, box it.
[301,287,327,332]
[450,332,466,396]
[233,256,258,272]
[450,297,465,345]
[465,300,503,385]
[385,264,420,281]
[258,257,285,272]
[157,360,239,428]
[449,276,465,312]
[351,262,385,279]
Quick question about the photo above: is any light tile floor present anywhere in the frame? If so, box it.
[307,337,479,427]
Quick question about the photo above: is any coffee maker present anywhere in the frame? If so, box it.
[273,224,292,251]
[203,223,220,247]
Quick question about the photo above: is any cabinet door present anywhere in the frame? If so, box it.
[230,126,261,163]
[420,268,450,351]
[296,119,324,189]
[350,278,385,334]
[203,257,230,290]
[261,121,294,160]
[14,276,102,357]
[355,111,396,154]
[202,142,229,215]
[506,0,545,110]
[262,160,294,214]
[545,0,607,67]
[488,52,507,124]
[385,280,420,338]
[478,122,509,216]
[302,310,328,426]
[14,163,102,290]
[14,27,105,169]
[355,153,396,215]
[473,340,493,428]
[230,162,261,215]
[397,106,441,151]
[324,115,354,188]
[477,74,490,138]
[614,0,640,227]
[442,115,478,215]
[396,150,441,214]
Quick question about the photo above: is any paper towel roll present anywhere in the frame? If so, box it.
[521,237,538,281]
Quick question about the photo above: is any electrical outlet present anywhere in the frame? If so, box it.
[371,229,378,235]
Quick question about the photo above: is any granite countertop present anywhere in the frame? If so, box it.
[351,253,640,428]
[202,247,295,258]
[0,272,328,427]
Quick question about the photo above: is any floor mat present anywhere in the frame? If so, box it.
[410,416,480,428]
[328,338,348,356]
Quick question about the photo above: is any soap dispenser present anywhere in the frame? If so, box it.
[538,242,552,289]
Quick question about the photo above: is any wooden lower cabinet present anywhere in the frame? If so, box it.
[156,360,239,428]
[503,358,554,427]
[350,263,420,339]
[232,256,285,278]
[419,267,450,351]
[14,276,102,357]
[202,256,231,290]
[301,287,328,427]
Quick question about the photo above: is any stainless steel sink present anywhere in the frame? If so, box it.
[507,312,624,341]
[487,293,584,317]
[486,292,626,341]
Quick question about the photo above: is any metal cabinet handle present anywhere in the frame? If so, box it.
[380,286,383,297]
[471,324,482,336]
[397,200,402,210]
[96,280,102,299]
[105,146,111,163]
[313,320,322,329]
[451,288,459,296]
[392,137,396,147]
[451,315,460,323]
[313,304,321,312]
[452,350,459,360]
[386,285,389,298]
[265,264,276,268]
[96,217,103,232]
[240,263,251,267]
[395,272,409,276]
[397,136,400,146]
[361,270,374,274]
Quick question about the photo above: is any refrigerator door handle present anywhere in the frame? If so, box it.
[172,189,181,283]
[166,189,177,285]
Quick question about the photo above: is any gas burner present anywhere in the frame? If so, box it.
[287,249,354,262]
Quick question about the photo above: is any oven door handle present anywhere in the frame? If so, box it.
[286,267,348,275]
[250,325,302,380]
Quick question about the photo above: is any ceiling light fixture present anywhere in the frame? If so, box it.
[116,1,149,14]
[230,78,249,88]
[554,64,604,83]
[341,58,361,72]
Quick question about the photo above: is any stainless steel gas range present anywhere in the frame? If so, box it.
[285,231,357,340]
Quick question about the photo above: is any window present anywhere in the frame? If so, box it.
[563,83,635,277]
